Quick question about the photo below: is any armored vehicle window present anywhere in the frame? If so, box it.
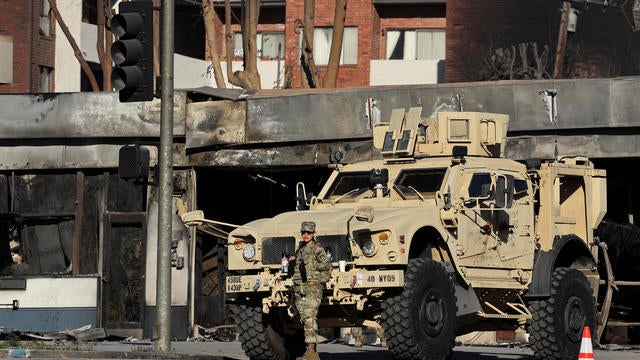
[468,173,492,198]
[394,168,447,199]
[323,172,371,201]
[449,119,470,141]
[514,179,528,197]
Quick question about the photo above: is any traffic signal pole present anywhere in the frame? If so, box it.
[156,0,175,353]
[111,1,154,102]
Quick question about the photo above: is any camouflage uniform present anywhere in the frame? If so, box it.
[292,222,331,345]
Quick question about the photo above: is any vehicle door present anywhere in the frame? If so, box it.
[453,169,534,270]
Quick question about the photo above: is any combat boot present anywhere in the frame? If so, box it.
[296,343,320,360]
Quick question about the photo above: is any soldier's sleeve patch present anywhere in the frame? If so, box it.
[315,247,328,263]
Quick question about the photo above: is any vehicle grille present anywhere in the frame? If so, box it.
[261,235,352,265]
[261,236,296,265]
[316,235,352,263]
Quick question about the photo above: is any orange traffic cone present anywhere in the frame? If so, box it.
[578,326,594,360]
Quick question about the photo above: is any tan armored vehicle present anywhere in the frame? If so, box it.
[185,108,607,360]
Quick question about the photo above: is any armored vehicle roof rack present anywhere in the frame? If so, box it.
[373,108,508,159]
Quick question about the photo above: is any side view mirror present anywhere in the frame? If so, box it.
[435,185,453,210]
[181,210,206,226]
[180,210,253,231]
[495,175,514,208]
[296,182,309,210]
[354,206,375,223]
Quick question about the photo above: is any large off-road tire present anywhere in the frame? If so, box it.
[528,267,597,360]
[235,304,305,360]
[382,258,457,360]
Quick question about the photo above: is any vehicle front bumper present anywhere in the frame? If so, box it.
[226,268,404,294]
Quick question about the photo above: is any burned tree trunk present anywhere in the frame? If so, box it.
[323,0,347,88]
[203,0,227,88]
[299,0,319,88]
[225,0,261,90]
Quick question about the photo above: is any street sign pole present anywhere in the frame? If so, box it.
[156,0,175,352]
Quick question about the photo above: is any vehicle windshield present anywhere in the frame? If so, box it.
[323,171,372,203]
[394,168,447,200]
[323,168,448,202]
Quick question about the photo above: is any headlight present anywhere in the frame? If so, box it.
[361,239,377,257]
[242,245,256,260]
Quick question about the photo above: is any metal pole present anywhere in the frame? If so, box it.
[156,0,174,352]
[553,1,571,79]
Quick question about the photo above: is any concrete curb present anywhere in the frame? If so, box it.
[5,349,228,359]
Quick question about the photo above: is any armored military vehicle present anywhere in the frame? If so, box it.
[184,108,608,360]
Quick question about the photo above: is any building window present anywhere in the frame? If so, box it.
[0,35,13,83]
[233,33,243,58]
[386,29,445,60]
[233,32,285,59]
[313,27,358,65]
[39,0,52,36]
[260,32,285,59]
[39,66,52,92]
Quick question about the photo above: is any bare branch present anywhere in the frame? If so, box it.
[203,0,227,88]
[224,0,239,84]
[224,0,261,89]
[300,0,319,88]
[96,0,112,91]
[323,0,347,88]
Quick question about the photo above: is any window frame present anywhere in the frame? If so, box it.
[312,26,358,66]
[233,31,286,60]
[39,0,53,37]
[322,171,371,201]
[393,168,447,200]
[38,66,53,92]
[385,28,445,61]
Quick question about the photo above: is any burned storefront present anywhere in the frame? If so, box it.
[2,77,640,341]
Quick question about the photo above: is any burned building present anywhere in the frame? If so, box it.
[2,77,640,340]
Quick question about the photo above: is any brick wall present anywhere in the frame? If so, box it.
[0,0,55,93]
[207,1,445,89]
[446,0,640,82]
[0,0,32,93]
[284,0,302,87]
[285,0,375,88]
[31,0,55,91]
[377,4,446,60]
[445,1,517,83]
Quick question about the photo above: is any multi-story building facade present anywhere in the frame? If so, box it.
[0,0,447,93]
[0,0,56,93]
[206,0,447,88]
[1,1,639,93]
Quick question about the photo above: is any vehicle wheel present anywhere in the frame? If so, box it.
[382,258,457,360]
[235,304,304,360]
[528,267,597,360]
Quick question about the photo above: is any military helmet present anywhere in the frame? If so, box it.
[300,221,316,233]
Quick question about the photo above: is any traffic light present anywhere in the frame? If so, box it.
[111,0,154,102]
[118,145,150,181]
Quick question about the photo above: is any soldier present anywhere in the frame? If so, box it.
[290,221,331,360]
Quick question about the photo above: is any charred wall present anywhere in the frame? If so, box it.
[0,171,147,278]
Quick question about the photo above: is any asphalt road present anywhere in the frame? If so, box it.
[165,340,640,360]
[14,340,640,359]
